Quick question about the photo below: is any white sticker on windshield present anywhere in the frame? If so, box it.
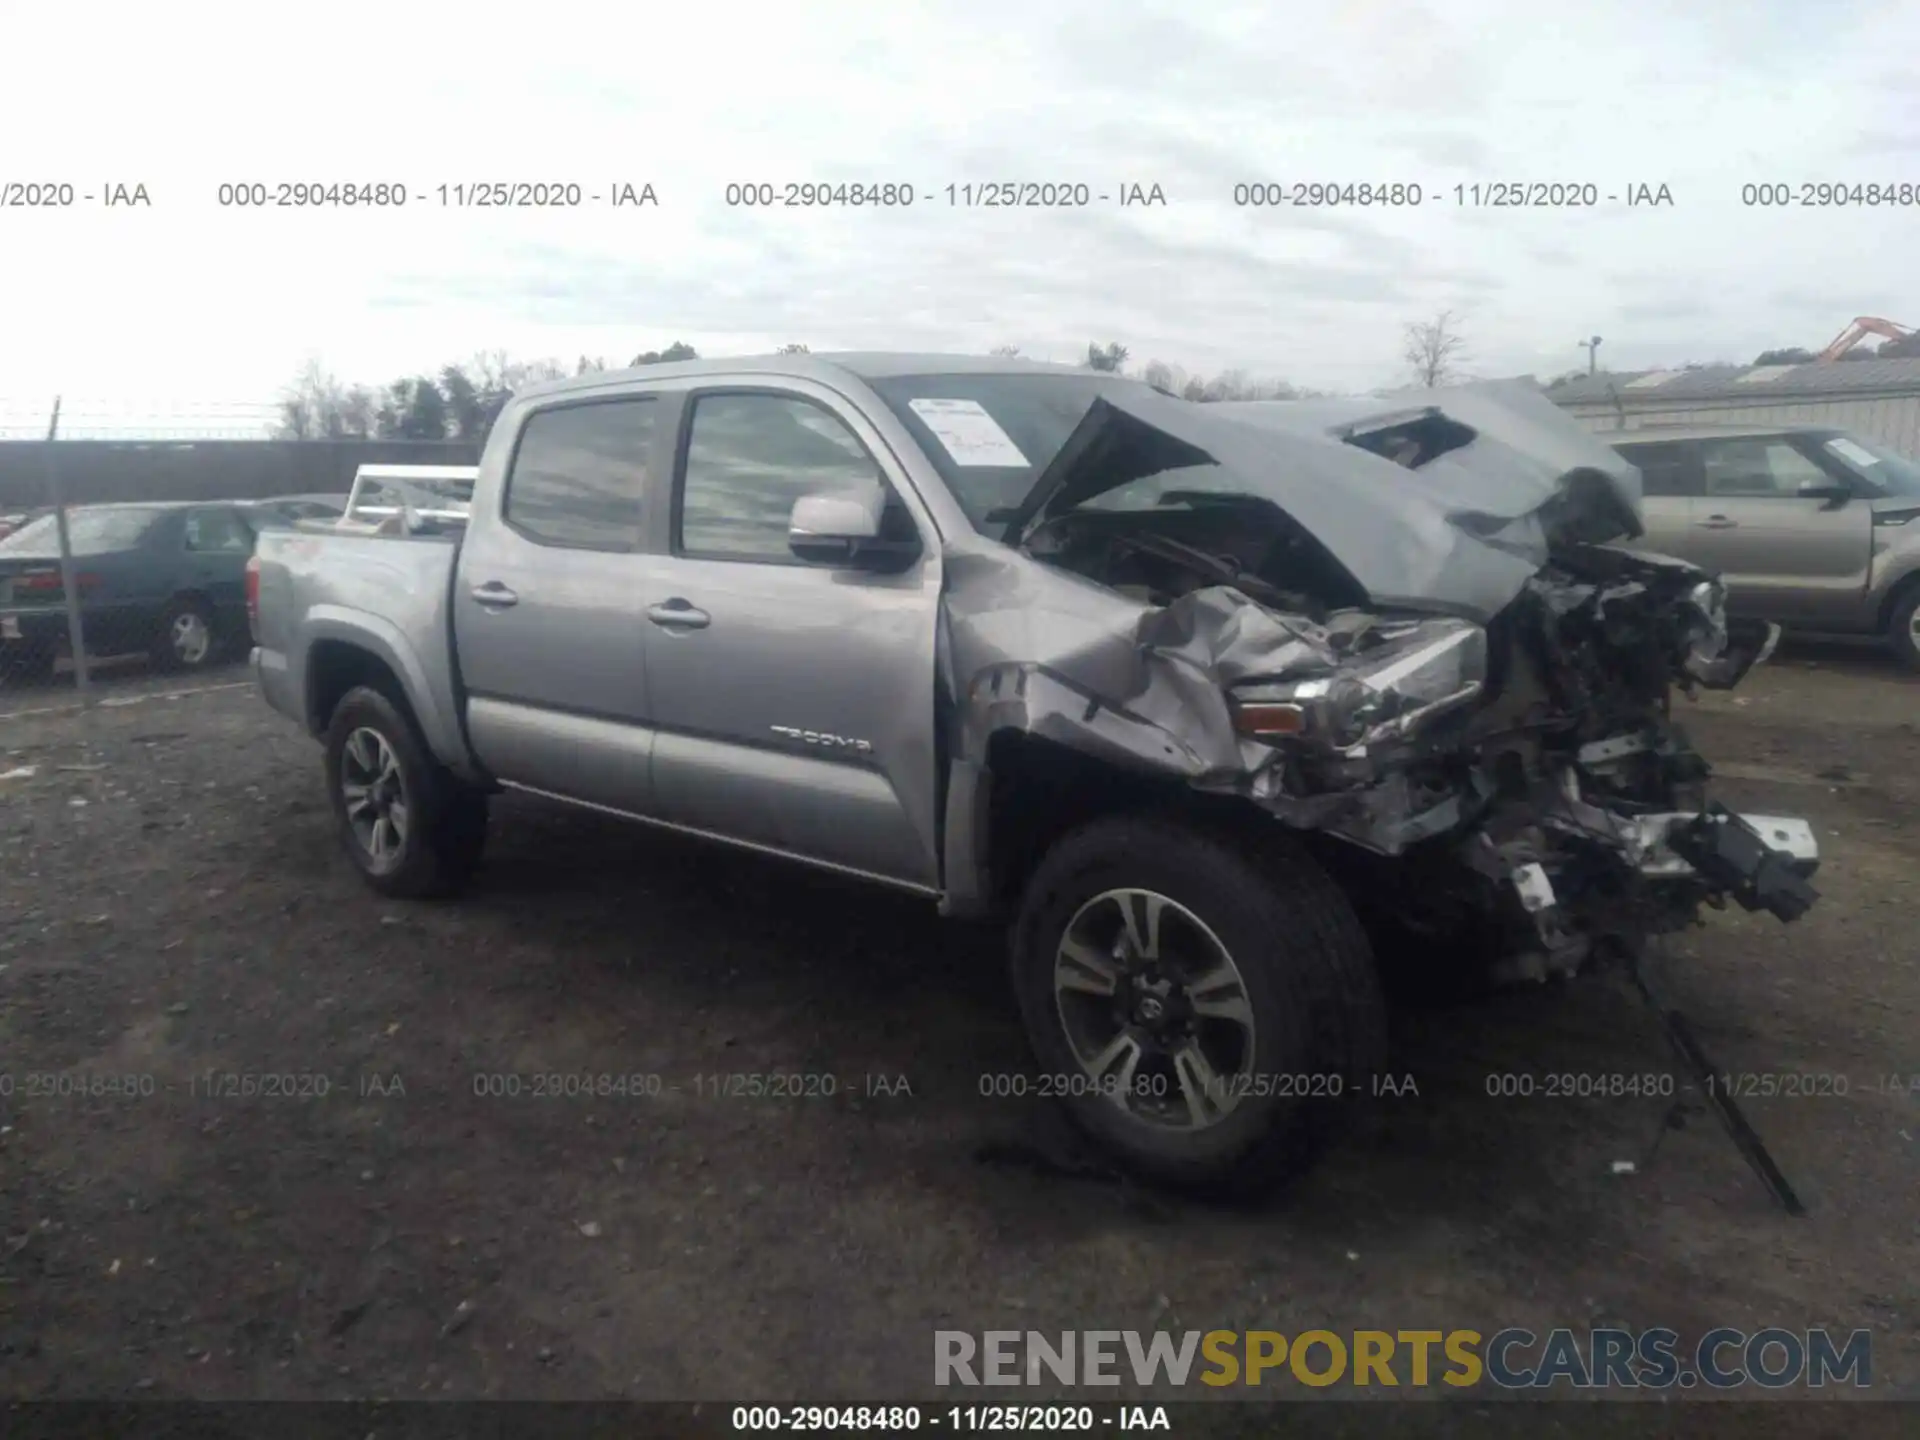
[908,398,1030,468]
[1825,436,1880,468]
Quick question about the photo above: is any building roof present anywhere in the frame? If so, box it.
[1604,421,1846,443]
[1548,357,1920,406]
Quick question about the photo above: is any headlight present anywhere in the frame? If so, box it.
[1230,617,1487,753]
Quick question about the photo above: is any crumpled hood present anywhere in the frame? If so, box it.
[1009,380,1646,623]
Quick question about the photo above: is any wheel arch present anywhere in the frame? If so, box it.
[977,730,1297,912]
[1875,564,1920,635]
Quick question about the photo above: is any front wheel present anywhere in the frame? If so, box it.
[323,685,488,898]
[1889,587,1920,673]
[1010,816,1385,1199]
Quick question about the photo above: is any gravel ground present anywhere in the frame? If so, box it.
[0,648,1915,1404]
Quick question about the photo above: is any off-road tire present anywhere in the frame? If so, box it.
[1889,586,1920,673]
[323,685,488,899]
[150,596,217,673]
[1010,815,1386,1199]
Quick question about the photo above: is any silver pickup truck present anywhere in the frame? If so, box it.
[251,353,1821,1196]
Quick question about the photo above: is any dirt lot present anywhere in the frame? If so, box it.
[0,648,1916,1405]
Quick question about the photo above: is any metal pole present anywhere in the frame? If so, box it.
[42,398,92,703]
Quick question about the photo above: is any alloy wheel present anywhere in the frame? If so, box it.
[171,611,211,665]
[1053,887,1259,1131]
[340,727,410,868]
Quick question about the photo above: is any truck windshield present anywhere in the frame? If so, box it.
[0,507,161,555]
[1819,432,1920,497]
[865,372,1147,533]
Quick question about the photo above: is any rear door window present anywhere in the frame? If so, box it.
[503,399,658,549]
[183,507,254,552]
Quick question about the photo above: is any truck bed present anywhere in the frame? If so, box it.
[251,525,473,775]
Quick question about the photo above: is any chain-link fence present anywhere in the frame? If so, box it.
[0,399,478,703]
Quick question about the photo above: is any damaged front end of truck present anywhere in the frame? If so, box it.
[941,380,1819,988]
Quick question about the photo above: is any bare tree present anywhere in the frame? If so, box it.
[990,344,1021,358]
[776,343,810,354]
[1085,341,1130,373]
[338,386,378,437]
[275,394,314,441]
[1141,359,1179,394]
[1403,310,1469,388]
[274,359,354,439]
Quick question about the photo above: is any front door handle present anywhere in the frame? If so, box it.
[647,599,710,630]
[1696,515,1739,529]
[469,581,518,608]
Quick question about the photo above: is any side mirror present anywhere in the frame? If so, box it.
[1796,479,1851,506]
[788,488,917,570]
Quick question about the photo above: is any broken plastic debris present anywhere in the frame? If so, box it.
[577,1220,603,1237]
[1611,1160,1637,1175]
[0,765,36,781]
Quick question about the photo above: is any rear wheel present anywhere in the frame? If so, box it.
[1889,587,1920,673]
[151,596,216,672]
[324,685,488,898]
[1010,815,1385,1198]
[2,644,57,687]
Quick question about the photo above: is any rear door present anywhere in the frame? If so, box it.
[640,382,943,889]
[1611,439,1703,559]
[181,505,258,632]
[1687,434,1873,625]
[454,394,664,813]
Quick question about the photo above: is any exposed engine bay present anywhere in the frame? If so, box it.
[958,380,1820,991]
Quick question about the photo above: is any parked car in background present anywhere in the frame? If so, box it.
[0,501,259,679]
[1610,423,1920,668]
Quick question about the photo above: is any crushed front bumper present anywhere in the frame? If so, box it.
[1636,805,1820,921]
[1524,803,1819,922]
[1488,801,1820,980]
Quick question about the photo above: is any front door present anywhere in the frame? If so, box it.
[641,384,943,888]
[454,394,664,813]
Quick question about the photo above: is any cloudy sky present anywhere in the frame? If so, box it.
[0,0,1912,434]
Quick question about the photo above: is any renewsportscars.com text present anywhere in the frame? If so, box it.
[934,1327,1872,1391]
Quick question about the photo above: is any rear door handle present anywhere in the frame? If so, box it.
[647,599,710,630]
[1697,515,1739,529]
[469,581,518,608]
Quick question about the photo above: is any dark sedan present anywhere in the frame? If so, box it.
[0,501,261,680]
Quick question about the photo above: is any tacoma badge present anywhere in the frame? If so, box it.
[770,725,873,754]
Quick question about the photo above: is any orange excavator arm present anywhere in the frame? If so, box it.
[1819,316,1914,360]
